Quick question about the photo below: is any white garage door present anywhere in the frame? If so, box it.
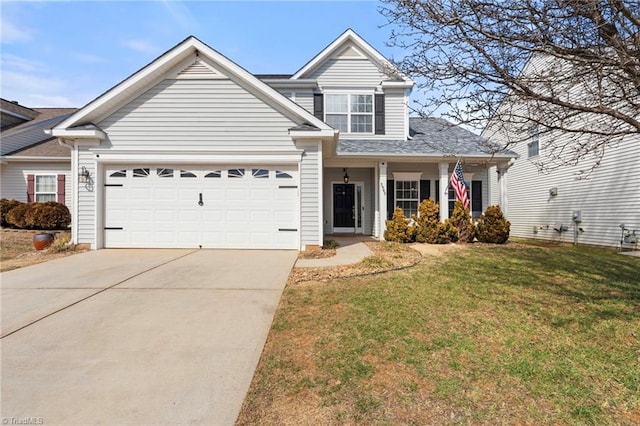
[104,166,298,249]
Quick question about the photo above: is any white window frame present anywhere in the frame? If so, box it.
[35,174,57,202]
[325,92,374,134]
[392,172,423,218]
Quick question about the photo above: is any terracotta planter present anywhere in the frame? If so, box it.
[33,233,55,251]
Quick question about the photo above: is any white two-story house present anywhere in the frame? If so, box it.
[51,29,516,250]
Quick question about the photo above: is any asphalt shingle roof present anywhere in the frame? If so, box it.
[338,117,517,158]
[1,109,76,156]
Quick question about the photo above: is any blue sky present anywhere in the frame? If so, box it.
[1,1,409,108]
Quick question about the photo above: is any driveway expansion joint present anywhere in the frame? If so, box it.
[0,249,199,339]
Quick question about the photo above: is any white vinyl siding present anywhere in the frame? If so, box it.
[0,162,71,205]
[77,148,96,245]
[485,128,640,248]
[292,91,314,113]
[99,78,298,149]
[307,59,387,87]
[384,89,408,139]
[297,140,321,247]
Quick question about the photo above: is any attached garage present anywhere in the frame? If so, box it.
[103,165,299,249]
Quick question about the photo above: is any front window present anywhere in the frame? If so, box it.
[325,93,373,133]
[35,175,56,202]
[395,180,419,217]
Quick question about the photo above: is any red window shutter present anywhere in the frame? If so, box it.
[27,174,35,203]
[57,174,66,204]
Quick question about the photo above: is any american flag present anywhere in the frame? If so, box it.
[450,160,469,210]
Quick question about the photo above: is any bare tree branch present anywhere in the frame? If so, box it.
[380,0,640,173]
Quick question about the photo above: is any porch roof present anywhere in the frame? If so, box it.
[337,117,518,159]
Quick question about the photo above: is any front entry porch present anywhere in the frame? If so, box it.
[322,160,509,241]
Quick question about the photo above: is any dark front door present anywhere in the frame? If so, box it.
[333,184,355,228]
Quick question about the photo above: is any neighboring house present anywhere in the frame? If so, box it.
[483,62,639,249]
[0,99,76,206]
[51,30,516,250]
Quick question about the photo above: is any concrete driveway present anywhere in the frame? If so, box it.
[1,249,297,426]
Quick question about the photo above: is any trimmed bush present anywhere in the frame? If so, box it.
[476,205,511,244]
[5,202,33,229]
[414,198,453,244]
[384,207,415,243]
[445,201,475,243]
[24,202,71,230]
[0,199,22,227]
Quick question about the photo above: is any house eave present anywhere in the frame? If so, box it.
[0,155,71,163]
[262,79,318,89]
[49,128,106,139]
[90,148,305,164]
[381,81,415,89]
[289,129,338,139]
[335,151,518,162]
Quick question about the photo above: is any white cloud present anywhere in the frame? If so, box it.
[0,14,34,44]
[122,39,159,55]
[0,70,80,107]
[162,0,200,34]
[0,53,42,72]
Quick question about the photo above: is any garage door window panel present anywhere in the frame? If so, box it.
[109,170,126,178]
[252,168,269,178]
[180,170,197,178]
[228,168,245,178]
[205,170,221,178]
[157,168,174,178]
[276,170,293,179]
[133,168,150,178]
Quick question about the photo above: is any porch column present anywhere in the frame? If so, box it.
[497,163,509,218]
[438,162,449,222]
[378,161,387,240]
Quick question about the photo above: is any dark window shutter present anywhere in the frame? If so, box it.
[27,174,35,203]
[375,93,385,135]
[419,180,430,202]
[387,179,395,220]
[57,174,66,204]
[313,93,324,120]
[435,180,440,204]
[471,181,482,213]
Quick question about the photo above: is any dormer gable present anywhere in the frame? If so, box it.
[291,29,412,88]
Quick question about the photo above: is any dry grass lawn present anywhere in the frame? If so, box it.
[0,229,83,272]
[237,241,640,425]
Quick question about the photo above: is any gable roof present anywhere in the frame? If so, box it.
[53,36,334,138]
[337,117,518,159]
[291,28,412,86]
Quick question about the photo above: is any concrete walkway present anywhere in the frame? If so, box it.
[1,249,297,426]
[295,236,374,267]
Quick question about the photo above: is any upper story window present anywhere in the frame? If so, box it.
[325,93,373,134]
[528,124,540,158]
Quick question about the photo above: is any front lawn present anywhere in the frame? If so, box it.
[237,241,640,425]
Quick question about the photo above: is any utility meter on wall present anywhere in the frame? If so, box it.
[572,211,582,222]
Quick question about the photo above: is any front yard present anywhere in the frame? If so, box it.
[238,241,640,425]
[0,229,82,272]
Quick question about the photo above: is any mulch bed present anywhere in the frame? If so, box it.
[288,241,423,285]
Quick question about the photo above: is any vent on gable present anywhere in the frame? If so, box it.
[333,45,367,60]
[176,61,225,79]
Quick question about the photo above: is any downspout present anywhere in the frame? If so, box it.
[57,137,78,245]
